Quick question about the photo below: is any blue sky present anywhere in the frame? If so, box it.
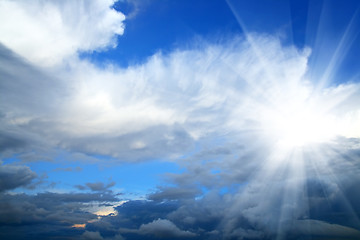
[1,0,360,239]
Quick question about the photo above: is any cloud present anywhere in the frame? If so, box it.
[0,163,37,192]
[77,139,360,239]
[0,191,121,239]
[0,132,26,153]
[290,220,360,239]
[76,181,116,192]
[1,21,360,163]
[86,182,116,192]
[114,0,151,19]
[1,31,360,238]
[148,186,201,201]
[0,34,306,161]
[1,146,358,240]
[0,0,125,66]
[0,1,360,238]
[53,166,82,172]
[82,231,104,240]
[138,218,197,238]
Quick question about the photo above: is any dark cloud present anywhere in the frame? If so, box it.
[77,139,360,240]
[86,181,116,192]
[288,220,360,239]
[0,43,64,116]
[0,163,37,191]
[82,231,105,240]
[0,191,121,240]
[0,132,26,153]
[0,146,359,239]
[75,181,116,192]
[138,218,197,238]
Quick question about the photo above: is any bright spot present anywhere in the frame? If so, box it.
[72,223,86,228]
[261,93,339,149]
[275,107,335,148]
[87,201,127,217]
[94,206,118,216]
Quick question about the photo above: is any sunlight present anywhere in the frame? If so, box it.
[274,105,335,148]
[262,94,338,150]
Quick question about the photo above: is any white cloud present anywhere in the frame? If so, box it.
[0,0,125,66]
[1,32,360,161]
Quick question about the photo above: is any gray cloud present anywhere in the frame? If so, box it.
[289,220,360,239]
[53,166,82,172]
[1,146,358,240]
[82,231,105,240]
[0,163,36,192]
[148,186,201,201]
[86,181,116,192]
[138,218,197,238]
[0,132,26,153]
[0,191,121,239]
[75,181,116,192]
[77,138,360,240]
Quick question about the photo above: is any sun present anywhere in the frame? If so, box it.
[275,107,335,148]
[261,96,338,149]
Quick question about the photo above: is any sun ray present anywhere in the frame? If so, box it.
[306,144,360,227]
[315,9,360,91]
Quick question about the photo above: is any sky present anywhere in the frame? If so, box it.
[0,0,360,239]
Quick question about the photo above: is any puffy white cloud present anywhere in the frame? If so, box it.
[0,0,125,66]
